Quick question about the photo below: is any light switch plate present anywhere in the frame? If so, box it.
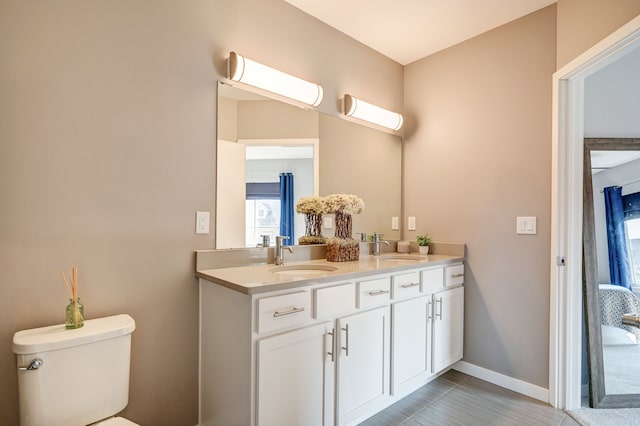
[516,216,536,235]
[196,211,210,234]
[391,216,399,230]
[408,216,416,231]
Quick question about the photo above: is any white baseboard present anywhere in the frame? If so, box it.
[453,361,549,403]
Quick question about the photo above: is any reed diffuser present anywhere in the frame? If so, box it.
[61,267,84,329]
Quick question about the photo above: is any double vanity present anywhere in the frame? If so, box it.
[196,243,465,426]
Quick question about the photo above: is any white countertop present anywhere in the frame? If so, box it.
[196,254,463,294]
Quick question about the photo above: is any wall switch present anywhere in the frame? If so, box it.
[196,211,210,234]
[391,216,399,230]
[516,216,536,235]
[408,216,416,231]
[324,216,333,229]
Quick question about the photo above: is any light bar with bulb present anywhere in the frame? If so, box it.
[343,94,403,131]
[228,51,323,107]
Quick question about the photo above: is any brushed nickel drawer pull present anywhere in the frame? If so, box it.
[400,282,420,289]
[341,324,349,356]
[327,328,335,362]
[368,289,390,296]
[451,273,464,278]
[273,306,305,317]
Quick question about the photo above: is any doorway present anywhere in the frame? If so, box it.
[551,15,640,410]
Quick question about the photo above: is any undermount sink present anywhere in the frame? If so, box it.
[381,255,425,262]
[268,264,339,275]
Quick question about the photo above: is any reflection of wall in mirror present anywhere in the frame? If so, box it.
[592,157,640,284]
[320,114,401,241]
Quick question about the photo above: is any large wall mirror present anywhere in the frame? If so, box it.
[215,82,402,249]
[583,137,640,408]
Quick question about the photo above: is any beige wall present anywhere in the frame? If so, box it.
[0,1,402,425]
[3,0,638,423]
[403,6,557,387]
[556,0,640,68]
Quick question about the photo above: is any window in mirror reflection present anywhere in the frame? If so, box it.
[246,182,280,247]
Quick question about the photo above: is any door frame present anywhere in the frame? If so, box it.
[550,14,640,409]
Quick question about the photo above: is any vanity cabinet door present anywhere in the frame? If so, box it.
[392,295,432,396]
[257,322,335,426]
[433,286,464,373]
[336,306,390,426]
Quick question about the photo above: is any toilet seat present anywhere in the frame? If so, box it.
[92,416,139,426]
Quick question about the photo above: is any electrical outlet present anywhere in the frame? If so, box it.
[408,216,416,231]
[196,211,210,234]
[324,216,333,229]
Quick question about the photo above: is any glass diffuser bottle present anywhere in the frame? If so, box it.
[65,298,84,329]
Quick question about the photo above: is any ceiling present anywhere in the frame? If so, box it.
[283,0,557,65]
[591,151,640,174]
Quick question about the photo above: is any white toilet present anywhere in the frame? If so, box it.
[12,314,138,426]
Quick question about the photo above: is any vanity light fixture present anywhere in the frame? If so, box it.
[343,94,403,131]
[227,51,323,107]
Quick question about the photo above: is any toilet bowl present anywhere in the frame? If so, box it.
[13,314,138,426]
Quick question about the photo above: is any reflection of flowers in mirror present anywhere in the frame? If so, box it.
[324,194,365,214]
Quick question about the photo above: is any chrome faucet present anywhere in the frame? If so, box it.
[257,235,270,248]
[275,236,294,265]
[373,233,390,256]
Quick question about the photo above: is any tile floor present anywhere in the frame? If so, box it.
[359,370,580,425]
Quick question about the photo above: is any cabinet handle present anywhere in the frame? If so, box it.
[427,300,433,320]
[451,273,464,278]
[400,282,420,289]
[368,289,390,296]
[327,328,335,362]
[341,324,349,356]
[273,306,305,317]
[436,297,443,320]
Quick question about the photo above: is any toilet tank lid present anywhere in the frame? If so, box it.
[12,314,135,355]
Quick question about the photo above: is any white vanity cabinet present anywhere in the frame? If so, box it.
[257,322,335,426]
[392,263,464,398]
[432,286,464,373]
[198,259,463,426]
[256,295,390,426]
[335,306,390,425]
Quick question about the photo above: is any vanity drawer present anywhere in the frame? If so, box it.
[315,283,356,319]
[445,264,465,287]
[421,267,445,293]
[357,277,391,308]
[392,272,421,300]
[256,291,311,334]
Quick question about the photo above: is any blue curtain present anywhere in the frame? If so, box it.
[279,173,294,245]
[604,186,633,289]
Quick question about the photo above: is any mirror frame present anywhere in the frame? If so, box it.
[583,137,640,408]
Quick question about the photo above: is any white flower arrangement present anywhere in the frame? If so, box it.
[295,197,326,214]
[323,194,365,215]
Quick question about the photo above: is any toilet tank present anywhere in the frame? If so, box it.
[13,314,136,426]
